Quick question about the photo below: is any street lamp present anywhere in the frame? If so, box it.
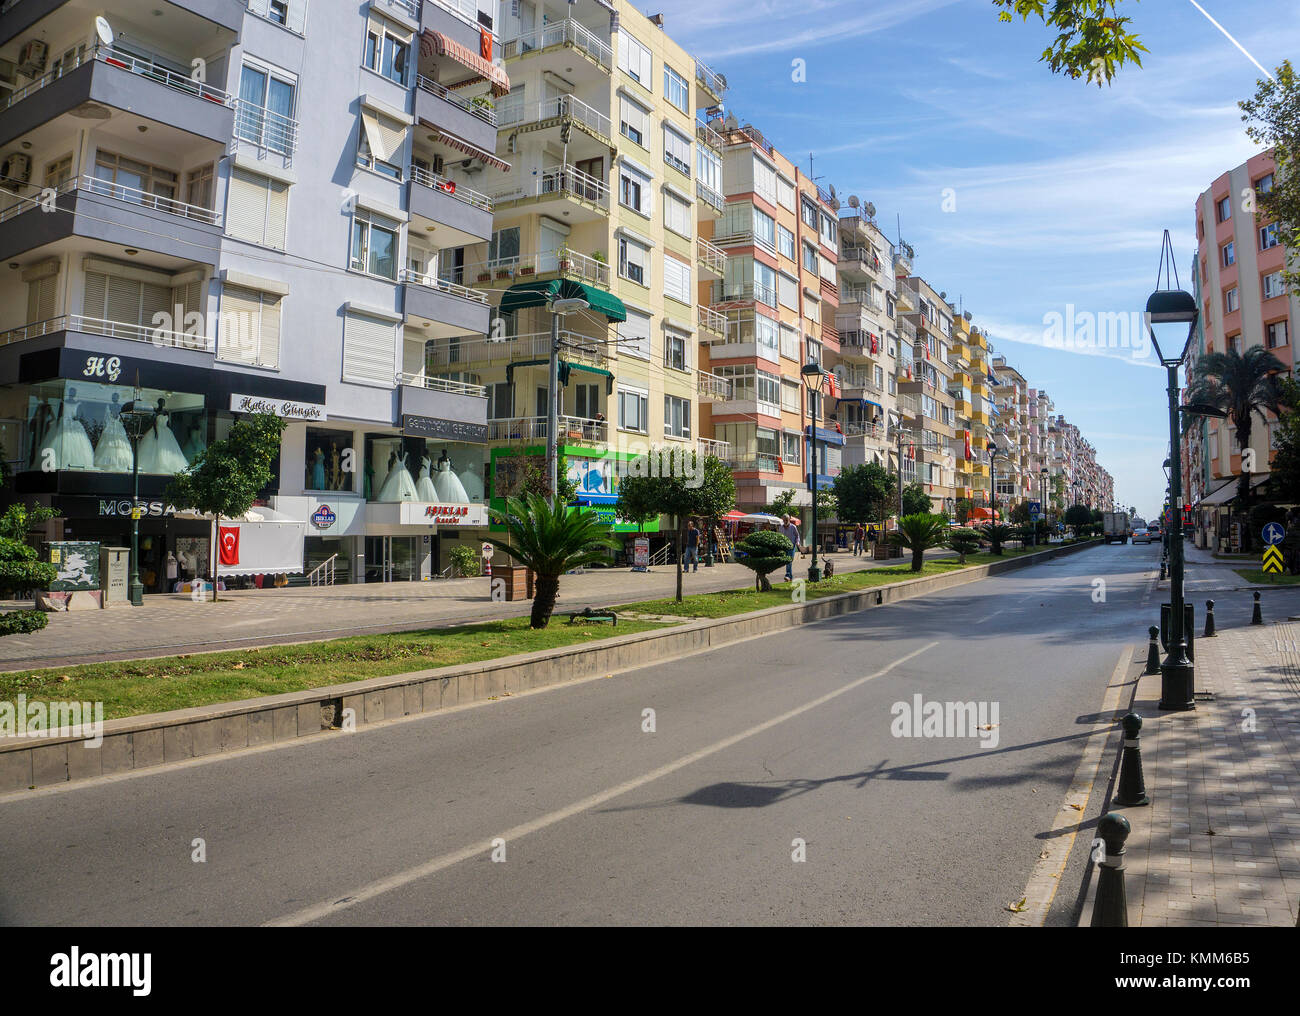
[987,442,1006,521]
[119,388,156,607]
[802,361,827,582]
[888,407,907,526]
[546,296,589,503]
[1039,466,1049,545]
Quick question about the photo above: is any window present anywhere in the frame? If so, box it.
[665,330,688,371]
[350,209,400,280]
[1216,195,1231,223]
[663,124,691,176]
[782,431,802,464]
[185,164,214,210]
[618,30,651,86]
[777,175,796,212]
[663,65,688,111]
[573,383,600,419]
[754,261,777,307]
[1225,287,1239,313]
[752,156,777,206]
[1228,333,1242,353]
[821,212,837,248]
[236,63,296,154]
[364,14,412,85]
[618,387,649,432]
[487,382,513,419]
[618,309,652,360]
[802,242,818,274]
[777,224,795,260]
[1256,173,1275,194]
[778,272,798,310]
[664,395,691,438]
[781,379,800,413]
[82,270,170,329]
[44,155,72,189]
[219,284,282,369]
[342,310,396,387]
[780,323,799,360]
[805,337,821,363]
[697,145,722,196]
[1263,272,1286,300]
[619,162,651,215]
[93,151,176,204]
[488,226,521,267]
[751,208,776,253]
[357,109,406,179]
[756,372,780,411]
[248,0,304,31]
[663,255,691,304]
[755,314,779,358]
[618,236,649,286]
[801,198,818,229]
[805,292,820,324]
[1260,222,1280,250]
[664,189,691,237]
[619,94,649,147]
[1222,241,1235,267]
[227,168,289,249]
[1267,320,1289,349]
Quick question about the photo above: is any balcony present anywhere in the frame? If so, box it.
[695,58,727,104]
[697,368,733,402]
[408,164,493,246]
[892,243,914,276]
[1,2,245,46]
[492,163,609,221]
[427,330,612,371]
[0,313,214,353]
[488,415,609,444]
[503,19,612,76]
[837,370,882,397]
[842,420,886,440]
[709,280,777,309]
[465,248,609,290]
[696,180,724,217]
[400,269,491,338]
[839,245,885,278]
[698,304,729,341]
[397,370,489,424]
[233,99,299,165]
[0,43,235,149]
[414,75,498,156]
[696,238,726,280]
[695,119,726,155]
[496,92,611,147]
[0,174,222,263]
[840,287,885,313]
[697,437,732,463]
[837,331,884,361]
[732,453,782,475]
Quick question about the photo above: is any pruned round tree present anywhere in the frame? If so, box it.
[734,530,793,591]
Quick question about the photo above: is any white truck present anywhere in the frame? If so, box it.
[1103,511,1131,545]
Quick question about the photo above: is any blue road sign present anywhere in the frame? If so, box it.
[1262,522,1286,546]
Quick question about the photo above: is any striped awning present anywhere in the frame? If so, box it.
[420,123,511,172]
[420,30,511,97]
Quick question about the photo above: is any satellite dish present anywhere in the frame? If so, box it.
[724,113,738,130]
[95,16,114,48]
[939,291,947,300]
[828,184,837,200]
[847,195,860,209]
[865,201,876,218]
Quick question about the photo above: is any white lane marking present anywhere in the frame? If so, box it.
[265,641,941,926]
[1009,646,1132,927]
[975,610,1005,624]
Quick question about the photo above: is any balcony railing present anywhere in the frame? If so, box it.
[695,120,726,154]
[836,371,882,395]
[896,319,917,342]
[488,415,609,444]
[841,246,884,273]
[428,330,611,370]
[838,330,883,356]
[504,19,612,70]
[0,314,213,351]
[696,237,727,276]
[61,174,222,225]
[732,453,782,474]
[697,369,733,401]
[2,42,234,112]
[696,180,724,213]
[496,93,610,139]
[397,372,487,398]
[234,99,299,160]
[697,437,732,462]
[416,74,498,127]
[843,420,885,439]
[698,304,728,338]
[411,164,493,213]
[709,280,776,308]
[695,58,727,98]
[841,287,885,311]
[495,164,609,211]
[464,249,609,288]
[399,268,490,305]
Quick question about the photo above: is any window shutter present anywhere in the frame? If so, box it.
[343,311,396,387]
[141,282,171,329]
[663,255,690,303]
[219,284,262,365]
[27,276,56,321]
[259,294,281,368]
[265,178,288,249]
[82,271,107,319]
[228,169,269,244]
[106,276,139,325]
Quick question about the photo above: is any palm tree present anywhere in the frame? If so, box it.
[890,513,949,572]
[947,527,982,565]
[486,492,619,629]
[981,521,1015,556]
[1186,346,1287,547]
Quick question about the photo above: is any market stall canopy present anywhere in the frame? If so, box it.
[739,513,784,524]
[720,510,747,522]
[499,279,627,323]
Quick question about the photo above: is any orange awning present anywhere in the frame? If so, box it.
[420,30,511,97]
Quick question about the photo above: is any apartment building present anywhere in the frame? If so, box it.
[990,354,1028,504]
[896,273,957,512]
[0,0,508,588]
[1187,150,1296,524]
[423,0,731,540]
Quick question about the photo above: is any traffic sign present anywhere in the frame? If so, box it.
[1029,501,1042,522]
[1262,546,1284,574]
[1262,522,1286,546]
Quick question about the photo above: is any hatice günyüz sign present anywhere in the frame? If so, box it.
[231,394,327,421]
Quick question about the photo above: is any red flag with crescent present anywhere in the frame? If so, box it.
[218,525,240,566]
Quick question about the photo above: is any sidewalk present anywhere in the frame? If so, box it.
[1083,616,1300,926]
[0,546,912,671]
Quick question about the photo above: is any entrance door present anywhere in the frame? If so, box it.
[390,537,417,582]
[538,220,567,274]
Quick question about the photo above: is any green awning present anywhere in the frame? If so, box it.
[499,278,627,323]
[506,359,615,391]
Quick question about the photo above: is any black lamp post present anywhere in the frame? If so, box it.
[987,441,1006,521]
[1039,466,1049,545]
[119,388,156,607]
[802,362,826,582]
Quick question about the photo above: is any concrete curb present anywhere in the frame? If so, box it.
[0,540,1102,792]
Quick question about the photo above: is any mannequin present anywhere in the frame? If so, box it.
[181,421,204,464]
[93,391,134,473]
[376,449,417,501]
[137,398,189,474]
[433,447,470,503]
[27,398,53,468]
[38,386,96,470]
[330,441,342,490]
[310,446,326,489]
[458,460,485,501]
[415,450,438,502]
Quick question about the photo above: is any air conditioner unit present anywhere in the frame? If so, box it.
[0,59,17,89]
[2,152,32,189]
[18,39,48,78]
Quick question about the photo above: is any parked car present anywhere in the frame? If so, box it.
[1132,527,1155,545]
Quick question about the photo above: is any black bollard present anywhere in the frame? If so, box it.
[1252,591,1263,626]
[1145,625,1160,675]
[1114,713,1150,807]
[1159,559,1167,581]
[1090,813,1131,927]
[1204,599,1217,638]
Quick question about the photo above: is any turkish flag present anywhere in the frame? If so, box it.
[218,525,240,566]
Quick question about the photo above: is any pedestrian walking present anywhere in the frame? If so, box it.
[685,520,700,573]
[782,515,801,582]
[853,524,865,556]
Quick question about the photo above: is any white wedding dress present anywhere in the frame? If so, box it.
[458,464,484,502]
[433,454,470,503]
[38,401,96,471]
[94,408,134,472]
[415,455,438,502]
[376,451,417,501]
[138,412,190,474]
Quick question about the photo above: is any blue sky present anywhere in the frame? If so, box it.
[640,0,1298,519]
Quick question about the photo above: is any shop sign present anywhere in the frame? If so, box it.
[634,537,650,569]
[402,415,489,444]
[311,505,338,530]
[398,503,489,526]
[231,394,327,421]
[98,500,177,518]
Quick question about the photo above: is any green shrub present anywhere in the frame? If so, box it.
[448,544,481,578]
[734,530,793,590]
[0,608,48,636]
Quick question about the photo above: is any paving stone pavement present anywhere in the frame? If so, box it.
[1082,618,1300,927]
[0,547,913,670]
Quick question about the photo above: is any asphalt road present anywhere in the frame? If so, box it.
[0,541,1183,926]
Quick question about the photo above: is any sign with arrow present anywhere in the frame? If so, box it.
[1262,545,1284,574]
[1262,522,1286,546]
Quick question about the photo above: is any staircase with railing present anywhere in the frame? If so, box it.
[307,554,338,587]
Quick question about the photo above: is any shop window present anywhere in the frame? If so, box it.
[305,427,356,492]
[365,434,486,503]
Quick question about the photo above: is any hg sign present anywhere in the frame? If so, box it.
[82,356,122,382]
